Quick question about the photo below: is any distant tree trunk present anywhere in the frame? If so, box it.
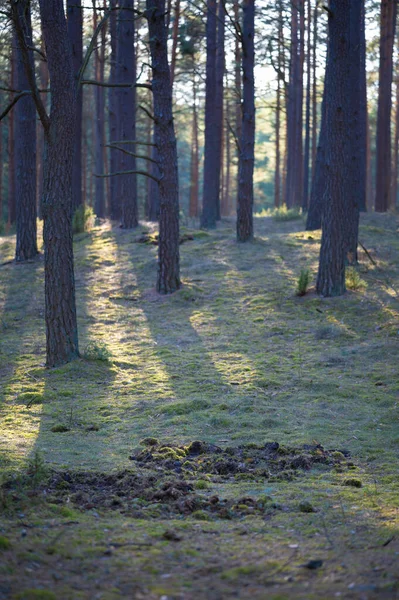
[93,3,106,218]
[316,0,350,297]
[311,1,318,175]
[346,0,366,264]
[274,2,283,209]
[109,0,120,220]
[285,0,304,208]
[146,0,180,293]
[36,38,48,219]
[170,0,180,87]
[234,0,242,207]
[8,46,16,226]
[306,66,327,230]
[14,1,37,262]
[12,0,79,365]
[117,0,138,228]
[189,69,199,218]
[236,0,255,242]
[375,0,397,212]
[214,0,225,221]
[67,0,83,213]
[200,0,218,229]
[223,85,232,215]
[302,0,311,212]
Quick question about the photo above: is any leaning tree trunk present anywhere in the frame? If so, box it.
[200,0,218,229]
[119,0,138,229]
[316,0,350,297]
[14,1,37,262]
[236,0,255,242]
[146,0,180,293]
[67,0,83,213]
[375,0,397,212]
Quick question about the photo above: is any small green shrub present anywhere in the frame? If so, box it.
[273,205,302,222]
[296,268,310,296]
[72,205,95,234]
[83,341,111,362]
[26,451,48,491]
[346,267,367,291]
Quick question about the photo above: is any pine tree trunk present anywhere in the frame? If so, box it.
[39,0,79,365]
[274,2,283,209]
[109,0,120,220]
[311,1,318,176]
[236,0,255,242]
[93,3,106,218]
[200,0,218,229]
[214,0,225,221]
[189,70,199,218]
[14,1,37,262]
[316,0,350,297]
[302,0,311,212]
[8,46,16,226]
[119,0,138,229]
[36,39,48,220]
[392,35,399,210]
[234,0,242,209]
[375,0,397,212]
[67,0,83,213]
[170,0,181,87]
[146,0,180,293]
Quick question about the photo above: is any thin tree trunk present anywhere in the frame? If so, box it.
[392,34,399,210]
[214,0,225,221]
[311,0,318,176]
[224,84,232,215]
[375,0,397,212]
[189,69,199,218]
[146,0,180,293]
[170,0,181,87]
[236,0,255,242]
[274,0,283,209]
[37,37,48,220]
[8,45,16,226]
[302,0,311,212]
[119,0,138,229]
[200,0,218,228]
[14,1,38,261]
[109,0,120,220]
[93,2,106,218]
[234,0,242,208]
[67,0,83,213]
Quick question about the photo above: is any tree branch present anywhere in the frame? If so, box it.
[108,139,157,147]
[0,91,30,121]
[94,169,161,183]
[139,104,156,121]
[105,144,158,163]
[81,79,152,90]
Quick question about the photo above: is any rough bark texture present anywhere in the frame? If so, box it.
[93,3,106,218]
[200,0,218,229]
[302,0,311,212]
[316,0,350,297]
[285,0,304,208]
[214,0,225,221]
[146,0,180,293]
[14,1,38,261]
[39,0,79,365]
[236,0,255,242]
[346,0,366,262]
[67,0,83,213]
[109,0,120,220]
[148,130,161,222]
[311,1,317,177]
[118,0,138,229]
[36,39,48,219]
[393,34,399,210]
[375,0,397,212]
[234,0,242,208]
[274,1,283,209]
[8,46,16,226]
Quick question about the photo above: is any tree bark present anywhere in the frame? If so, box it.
[302,0,311,212]
[316,0,350,297]
[14,1,38,261]
[234,0,241,210]
[236,0,255,242]
[170,0,181,87]
[214,0,225,221]
[200,0,218,229]
[146,0,180,293]
[118,0,138,229]
[375,0,397,212]
[109,0,120,220]
[8,45,16,226]
[311,0,318,176]
[392,33,399,210]
[93,2,106,218]
[189,68,199,218]
[67,0,83,213]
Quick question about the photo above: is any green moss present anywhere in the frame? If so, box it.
[343,478,362,488]
[0,535,11,550]
[14,591,57,600]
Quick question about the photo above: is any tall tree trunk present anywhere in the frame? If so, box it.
[93,3,106,218]
[0,122,2,223]
[316,0,350,297]
[392,34,399,210]
[214,0,225,221]
[8,46,16,226]
[13,0,79,365]
[14,1,38,262]
[36,37,48,219]
[200,0,218,229]
[236,0,255,242]
[311,1,318,176]
[146,0,180,293]
[302,0,311,212]
[119,0,138,229]
[67,0,83,213]
[346,0,366,263]
[375,0,397,212]
[148,132,160,221]
[189,69,199,218]
[234,0,242,209]
[109,0,120,220]
[223,84,232,215]
[274,2,283,209]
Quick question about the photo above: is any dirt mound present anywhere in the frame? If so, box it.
[1,441,349,520]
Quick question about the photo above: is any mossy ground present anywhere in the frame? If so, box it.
[0,214,399,599]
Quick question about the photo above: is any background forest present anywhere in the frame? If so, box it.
[1,0,399,599]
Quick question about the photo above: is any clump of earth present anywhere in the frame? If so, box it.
[1,441,350,520]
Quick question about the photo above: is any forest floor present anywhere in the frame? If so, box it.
[0,213,399,600]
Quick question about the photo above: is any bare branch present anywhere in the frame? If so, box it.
[94,169,161,183]
[139,104,155,121]
[105,144,158,164]
[81,79,152,90]
[108,140,157,147]
[0,91,30,122]
[226,118,241,152]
